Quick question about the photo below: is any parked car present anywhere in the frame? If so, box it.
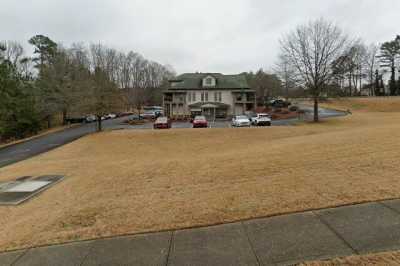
[232,115,251,127]
[129,115,142,120]
[270,99,291,108]
[143,106,164,117]
[85,115,97,123]
[66,116,86,124]
[116,111,134,117]
[106,113,117,119]
[153,117,171,129]
[192,116,208,128]
[244,111,257,123]
[252,113,271,126]
[142,110,157,119]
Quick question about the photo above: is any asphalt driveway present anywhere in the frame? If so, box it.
[0,116,130,168]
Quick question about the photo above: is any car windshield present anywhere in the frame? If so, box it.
[194,116,206,121]
[236,116,248,120]
[156,117,167,123]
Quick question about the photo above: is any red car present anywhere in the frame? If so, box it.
[192,116,208,128]
[153,117,171,129]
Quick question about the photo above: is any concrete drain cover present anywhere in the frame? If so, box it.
[0,175,64,205]
[6,181,51,192]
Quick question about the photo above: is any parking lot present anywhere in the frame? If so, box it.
[106,105,347,130]
[108,117,302,130]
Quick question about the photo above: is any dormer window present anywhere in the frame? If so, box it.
[202,75,216,87]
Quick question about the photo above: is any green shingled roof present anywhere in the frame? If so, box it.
[169,73,250,90]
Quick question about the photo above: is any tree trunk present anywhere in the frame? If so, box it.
[47,115,52,129]
[97,115,102,132]
[62,109,67,125]
[348,75,352,96]
[313,96,319,122]
[285,84,289,101]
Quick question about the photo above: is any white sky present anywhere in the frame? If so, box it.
[2,0,399,74]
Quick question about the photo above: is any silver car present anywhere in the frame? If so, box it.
[232,115,251,127]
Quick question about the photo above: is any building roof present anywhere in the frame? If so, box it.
[168,73,250,90]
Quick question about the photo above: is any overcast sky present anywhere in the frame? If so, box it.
[2,0,399,74]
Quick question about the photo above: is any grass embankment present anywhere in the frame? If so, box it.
[317,96,400,112]
[302,250,400,265]
[1,97,400,252]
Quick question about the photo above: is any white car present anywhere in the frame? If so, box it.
[252,113,272,126]
[232,115,251,127]
[106,113,117,119]
[85,115,97,123]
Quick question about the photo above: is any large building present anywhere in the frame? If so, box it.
[163,73,256,119]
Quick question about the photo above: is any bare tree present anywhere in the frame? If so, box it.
[1,41,24,66]
[88,44,123,131]
[363,44,379,96]
[280,18,350,122]
[274,54,297,100]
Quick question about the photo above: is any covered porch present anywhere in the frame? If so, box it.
[188,102,230,120]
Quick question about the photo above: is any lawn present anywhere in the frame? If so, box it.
[1,98,400,252]
[315,96,400,112]
[302,250,400,265]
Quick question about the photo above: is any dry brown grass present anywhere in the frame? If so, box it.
[317,96,400,112]
[301,250,400,265]
[1,98,400,251]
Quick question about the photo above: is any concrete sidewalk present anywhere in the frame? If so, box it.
[2,199,400,266]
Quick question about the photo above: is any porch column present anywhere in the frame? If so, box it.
[213,107,216,121]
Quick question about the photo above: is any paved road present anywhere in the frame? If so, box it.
[0,116,131,168]
[1,199,400,265]
[0,107,347,168]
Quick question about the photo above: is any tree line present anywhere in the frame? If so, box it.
[0,35,175,140]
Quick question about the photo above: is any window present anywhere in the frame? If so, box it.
[213,92,222,102]
[187,93,191,102]
[236,94,242,101]
[201,92,204,102]
[206,77,213,85]
[192,92,196,102]
[205,92,208,101]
